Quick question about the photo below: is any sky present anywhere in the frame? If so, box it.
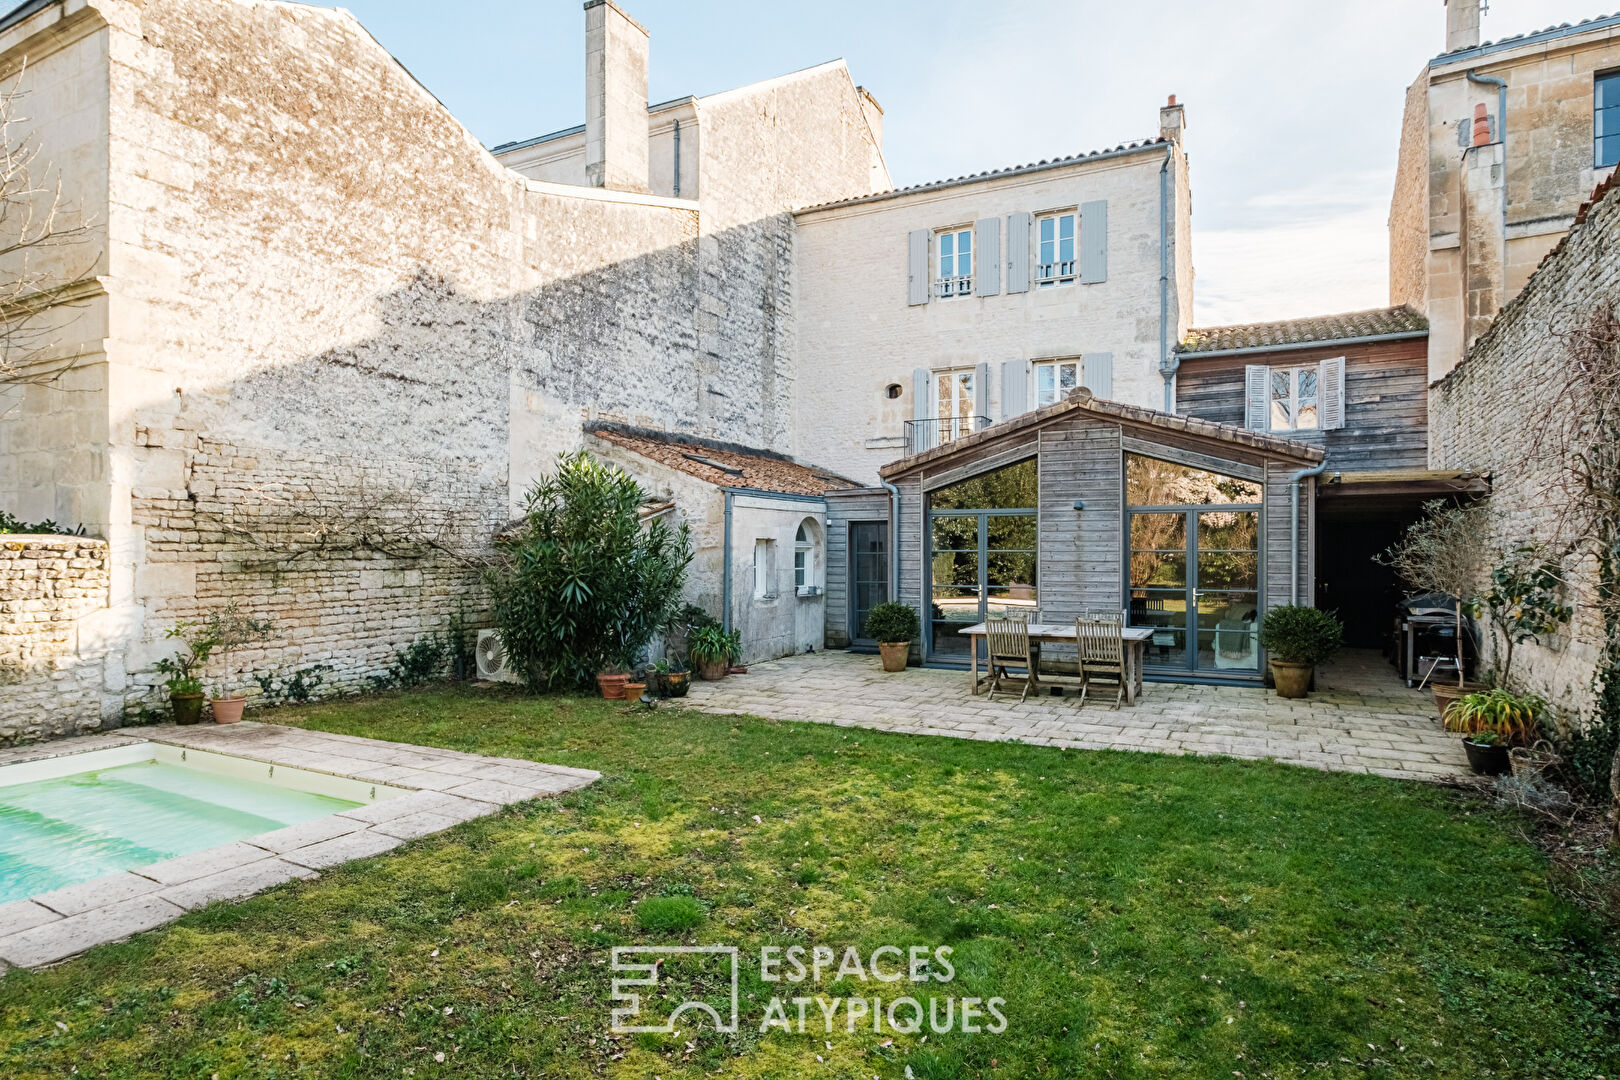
[334,0,1605,327]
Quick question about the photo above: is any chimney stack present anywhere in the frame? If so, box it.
[584,0,649,193]
[1446,0,1481,53]
[1159,95,1186,144]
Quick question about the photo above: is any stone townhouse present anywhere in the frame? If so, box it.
[790,100,1193,486]
[0,0,890,737]
[1391,0,1620,381]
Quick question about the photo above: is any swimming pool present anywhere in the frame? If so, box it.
[0,743,403,906]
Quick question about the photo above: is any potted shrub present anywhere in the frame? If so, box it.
[1445,687,1543,775]
[863,602,920,673]
[155,619,218,725]
[654,658,690,698]
[689,625,740,681]
[205,603,274,724]
[1257,605,1344,699]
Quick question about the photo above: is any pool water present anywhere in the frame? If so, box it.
[0,760,361,905]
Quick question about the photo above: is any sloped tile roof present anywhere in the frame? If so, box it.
[796,138,1169,214]
[585,422,858,497]
[878,389,1323,480]
[1436,11,1620,61]
[1178,306,1428,356]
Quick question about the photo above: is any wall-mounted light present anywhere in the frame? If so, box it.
[1072,499,1086,511]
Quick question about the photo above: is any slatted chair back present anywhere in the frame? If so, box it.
[986,618,1031,666]
[1075,614,1127,709]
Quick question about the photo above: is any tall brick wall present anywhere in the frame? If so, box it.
[0,537,114,744]
[1429,180,1620,720]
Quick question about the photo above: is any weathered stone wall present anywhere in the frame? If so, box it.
[1388,70,1429,312]
[0,537,114,744]
[1429,180,1620,719]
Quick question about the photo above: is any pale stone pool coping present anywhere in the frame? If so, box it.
[0,721,599,973]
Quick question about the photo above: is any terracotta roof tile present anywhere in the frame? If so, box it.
[1178,306,1427,356]
[585,423,858,497]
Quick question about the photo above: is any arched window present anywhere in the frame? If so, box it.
[794,519,820,593]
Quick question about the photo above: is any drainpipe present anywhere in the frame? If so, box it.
[1288,462,1329,606]
[1158,145,1177,412]
[672,120,682,198]
[879,479,901,606]
[722,490,733,634]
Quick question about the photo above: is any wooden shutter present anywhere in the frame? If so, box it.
[907,230,929,306]
[912,367,933,451]
[1079,200,1108,283]
[1001,359,1027,418]
[973,362,990,423]
[1005,212,1031,293]
[1318,356,1347,430]
[1084,353,1113,399]
[975,218,1001,296]
[1244,365,1270,431]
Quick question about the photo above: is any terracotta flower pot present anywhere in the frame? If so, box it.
[171,693,204,726]
[878,641,909,673]
[597,673,630,700]
[1269,659,1313,699]
[697,659,728,681]
[210,695,247,725]
[622,681,647,701]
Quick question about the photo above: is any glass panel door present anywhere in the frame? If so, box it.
[849,522,888,645]
[930,514,980,657]
[1127,507,1262,675]
[1129,511,1190,667]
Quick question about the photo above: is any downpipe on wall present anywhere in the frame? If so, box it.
[722,490,733,634]
[1159,145,1177,413]
[1289,462,1329,606]
[880,479,901,611]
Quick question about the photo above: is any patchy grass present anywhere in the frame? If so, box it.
[2,685,1617,1079]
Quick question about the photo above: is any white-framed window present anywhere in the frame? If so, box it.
[934,368,977,442]
[753,538,777,599]
[1270,366,1319,431]
[1033,358,1081,407]
[1035,211,1077,286]
[794,519,821,595]
[935,226,973,298]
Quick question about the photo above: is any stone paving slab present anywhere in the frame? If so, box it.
[0,722,598,971]
[686,649,1468,780]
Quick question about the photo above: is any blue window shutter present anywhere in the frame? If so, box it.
[1000,359,1026,418]
[1079,200,1108,283]
[907,230,929,306]
[973,363,989,423]
[1085,353,1113,399]
[1244,365,1270,431]
[975,218,1001,296]
[912,367,933,451]
[1005,212,1031,293]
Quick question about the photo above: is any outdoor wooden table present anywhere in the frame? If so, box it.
[959,622,1154,705]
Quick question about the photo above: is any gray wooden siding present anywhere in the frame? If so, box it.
[1263,462,1313,611]
[824,490,890,648]
[1036,421,1123,619]
[1174,337,1429,473]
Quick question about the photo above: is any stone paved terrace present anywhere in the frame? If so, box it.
[0,723,598,972]
[687,649,1468,780]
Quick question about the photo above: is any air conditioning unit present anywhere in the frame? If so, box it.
[475,629,521,684]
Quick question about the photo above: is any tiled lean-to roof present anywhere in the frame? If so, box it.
[1177,306,1428,356]
[585,422,859,497]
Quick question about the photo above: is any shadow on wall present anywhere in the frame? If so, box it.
[105,214,802,711]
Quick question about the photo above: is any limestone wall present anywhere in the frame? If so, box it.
[0,537,115,744]
[1429,180,1620,720]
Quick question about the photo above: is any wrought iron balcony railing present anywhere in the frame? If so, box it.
[903,415,992,454]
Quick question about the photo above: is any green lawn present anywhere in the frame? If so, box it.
[2,687,1618,1079]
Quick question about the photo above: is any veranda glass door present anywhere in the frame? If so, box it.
[925,460,1038,661]
[1125,454,1263,676]
[849,522,888,645]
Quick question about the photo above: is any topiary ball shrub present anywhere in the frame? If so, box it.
[634,895,706,933]
[863,602,920,644]
[1258,605,1344,666]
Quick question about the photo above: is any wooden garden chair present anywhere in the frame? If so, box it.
[1075,613,1127,710]
[984,617,1039,704]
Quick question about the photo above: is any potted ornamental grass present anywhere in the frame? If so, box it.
[205,602,274,724]
[1444,687,1544,775]
[863,602,919,673]
[1257,605,1344,699]
[689,625,741,681]
[653,657,690,698]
